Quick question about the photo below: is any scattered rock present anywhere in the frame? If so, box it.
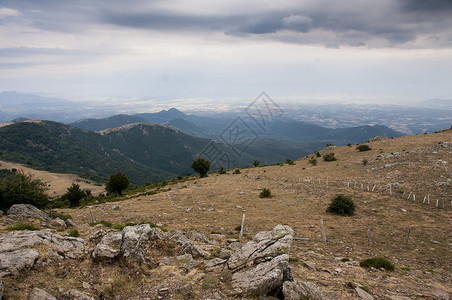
[91,232,122,262]
[170,231,204,258]
[87,229,106,244]
[282,280,324,300]
[65,219,76,227]
[49,217,66,228]
[121,224,163,263]
[111,205,121,210]
[82,282,92,290]
[231,254,292,297]
[59,289,95,300]
[204,258,227,272]
[401,209,407,212]
[356,287,374,300]
[29,287,57,300]
[6,204,51,221]
[0,248,39,276]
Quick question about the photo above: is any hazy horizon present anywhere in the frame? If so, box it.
[1,1,452,103]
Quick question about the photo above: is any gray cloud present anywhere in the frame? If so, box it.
[1,0,452,48]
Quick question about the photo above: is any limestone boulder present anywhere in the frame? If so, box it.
[283,280,324,300]
[231,254,292,297]
[7,204,51,221]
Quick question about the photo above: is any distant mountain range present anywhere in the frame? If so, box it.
[69,108,403,144]
[0,113,402,185]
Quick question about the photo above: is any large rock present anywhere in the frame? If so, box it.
[169,231,205,259]
[0,231,86,259]
[0,248,39,276]
[91,224,164,263]
[29,287,57,300]
[231,254,292,297]
[121,224,163,263]
[7,204,51,221]
[91,232,122,261]
[283,280,324,300]
[227,224,293,271]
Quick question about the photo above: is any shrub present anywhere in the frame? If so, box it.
[0,172,48,211]
[327,194,355,216]
[68,229,80,237]
[360,257,395,271]
[357,144,372,152]
[309,158,317,166]
[218,167,227,174]
[253,160,260,167]
[315,151,321,157]
[233,169,241,174]
[259,188,272,198]
[323,153,337,162]
[106,172,130,196]
[7,222,40,231]
[285,158,294,165]
[190,158,210,178]
[362,158,368,166]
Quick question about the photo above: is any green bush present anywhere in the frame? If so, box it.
[191,158,210,178]
[362,158,368,166]
[0,172,48,211]
[285,158,294,165]
[357,144,372,152]
[323,153,337,162]
[68,229,80,237]
[327,194,355,216]
[218,167,227,174]
[62,183,90,207]
[360,257,395,271]
[7,222,40,231]
[253,160,260,167]
[233,169,241,174]
[309,158,317,166]
[315,151,321,157]
[259,188,272,198]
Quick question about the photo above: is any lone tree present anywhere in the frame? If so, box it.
[191,158,210,178]
[63,183,89,207]
[106,172,130,196]
[0,171,48,211]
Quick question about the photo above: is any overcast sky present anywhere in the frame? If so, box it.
[0,0,451,103]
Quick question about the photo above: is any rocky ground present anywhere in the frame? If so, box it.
[0,129,451,299]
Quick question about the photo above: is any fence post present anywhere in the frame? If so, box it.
[239,212,246,240]
[405,227,411,245]
[367,226,371,246]
[320,218,327,242]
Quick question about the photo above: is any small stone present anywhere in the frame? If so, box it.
[82,282,91,290]
[65,219,76,227]
[401,209,407,212]
[29,287,57,300]
[355,287,373,300]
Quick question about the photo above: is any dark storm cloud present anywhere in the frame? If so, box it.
[1,0,452,48]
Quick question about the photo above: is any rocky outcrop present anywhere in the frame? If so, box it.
[91,232,122,262]
[231,254,292,297]
[0,231,85,259]
[227,224,293,271]
[29,287,57,300]
[168,231,205,258]
[0,248,39,276]
[91,224,164,263]
[0,230,85,276]
[6,204,51,221]
[283,280,324,300]
[226,224,302,298]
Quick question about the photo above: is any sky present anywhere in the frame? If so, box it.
[0,0,452,104]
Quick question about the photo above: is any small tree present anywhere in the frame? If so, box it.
[191,158,210,178]
[64,183,88,207]
[106,172,130,196]
[315,151,321,157]
[0,172,48,211]
[357,144,372,152]
[327,194,355,216]
[253,160,260,167]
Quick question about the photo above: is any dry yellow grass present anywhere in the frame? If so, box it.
[1,129,451,299]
